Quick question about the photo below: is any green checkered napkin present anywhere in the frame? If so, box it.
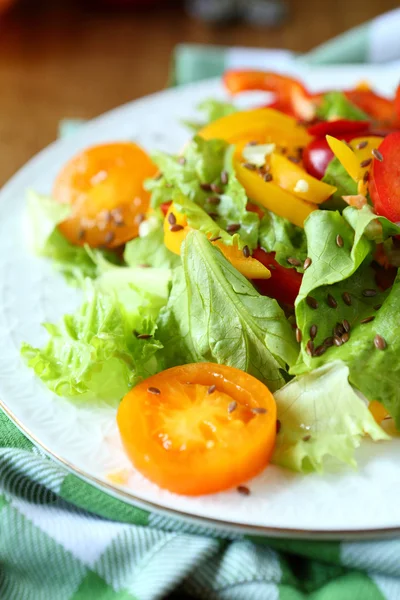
[3,10,400,599]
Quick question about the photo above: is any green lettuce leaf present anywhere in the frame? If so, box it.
[147,137,259,248]
[183,99,237,132]
[124,224,180,270]
[157,230,297,391]
[293,205,400,371]
[272,361,389,473]
[322,157,357,210]
[21,284,163,402]
[26,191,121,285]
[317,92,369,121]
[258,211,307,271]
[296,274,400,428]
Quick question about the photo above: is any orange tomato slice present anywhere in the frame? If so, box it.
[117,363,277,495]
[53,142,158,248]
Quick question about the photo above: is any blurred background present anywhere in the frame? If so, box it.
[0,0,397,184]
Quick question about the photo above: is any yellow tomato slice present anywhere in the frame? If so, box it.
[53,142,157,248]
[117,363,277,495]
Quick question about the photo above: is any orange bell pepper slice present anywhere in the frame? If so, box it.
[223,70,316,121]
[369,400,389,424]
[234,160,316,228]
[164,203,271,279]
[198,108,312,151]
[269,153,336,204]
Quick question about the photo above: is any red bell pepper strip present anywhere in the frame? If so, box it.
[307,119,370,138]
[223,70,316,121]
[252,248,303,306]
[345,89,400,128]
[370,131,400,223]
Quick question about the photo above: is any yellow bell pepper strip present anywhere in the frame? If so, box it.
[326,135,384,196]
[164,203,271,279]
[198,108,312,150]
[223,70,316,121]
[163,204,190,255]
[269,153,337,204]
[214,241,271,279]
[234,159,316,228]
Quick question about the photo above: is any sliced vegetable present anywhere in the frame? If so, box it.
[345,89,400,128]
[252,248,303,306]
[53,142,157,248]
[258,210,308,270]
[164,203,271,279]
[198,108,311,150]
[370,132,400,223]
[234,159,316,228]
[223,70,315,121]
[269,153,336,204]
[307,119,370,138]
[117,363,277,495]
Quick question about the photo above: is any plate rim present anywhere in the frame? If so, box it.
[2,395,400,541]
[2,73,400,540]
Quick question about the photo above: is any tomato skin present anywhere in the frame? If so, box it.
[53,142,157,248]
[160,201,172,216]
[303,137,335,180]
[370,132,400,223]
[307,119,370,138]
[252,248,303,306]
[117,363,277,496]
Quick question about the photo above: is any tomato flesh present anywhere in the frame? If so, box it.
[252,248,303,306]
[117,363,277,496]
[370,132,400,223]
[53,142,157,248]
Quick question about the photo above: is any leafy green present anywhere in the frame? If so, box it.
[124,224,180,270]
[322,157,358,210]
[317,92,369,121]
[157,231,297,391]
[90,251,172,326]
[183,99,237,132]
[293,206,400,370]
[272,361,389,473]
[21,284,163,402]
[258,211,307,271]
[147,137,260,248]
[26,191,121,285]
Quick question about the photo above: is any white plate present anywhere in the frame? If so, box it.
[2,65,400,540]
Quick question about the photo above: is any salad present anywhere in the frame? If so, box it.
[22,71,400,496]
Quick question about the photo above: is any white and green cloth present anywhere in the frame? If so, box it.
[3,10,400,599]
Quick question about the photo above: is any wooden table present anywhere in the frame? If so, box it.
[0,0,396,184]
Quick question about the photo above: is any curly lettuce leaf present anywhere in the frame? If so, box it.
[317,92,369,121]
[183,98,238,132]
[258,211,307,271]
[183,99,237,132]
[294,206,400,369]
[21,284,163,402]
[25,191,121,285]
[124,224,180,270]
[157,231,297,391]
[273,361,389,473]
[147,137,259,248]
